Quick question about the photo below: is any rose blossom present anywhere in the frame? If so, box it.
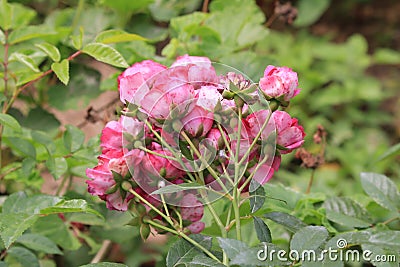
[118,60,166,104]
[272,110,305,154]
[180,105,213,137]
[250,155,281,185]
[259,65,300,101]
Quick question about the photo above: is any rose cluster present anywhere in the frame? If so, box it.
[86,55,305,235]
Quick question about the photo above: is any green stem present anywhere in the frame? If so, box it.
[144,219,222,264]
[232,107,243,241]
[128,188,173,226]
[238,155,269,193]
[72,0,85,31]
[144,120,196,181]
[180,131,232,199]
[232,188,242,240]
[238,111,272,166]
[234,107,243,183]
[138,146,178,161]
[0,30,10,169]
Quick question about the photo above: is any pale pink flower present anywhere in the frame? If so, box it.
[118,60,166,104]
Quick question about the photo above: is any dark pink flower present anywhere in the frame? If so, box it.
[187,221,205,234]
[86,150,134,211]
[272,111,305,154]
[118,60,166,104]
[180,194,204,222]
[259,65,300,101]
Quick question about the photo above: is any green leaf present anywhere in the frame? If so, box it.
[0,29,4,44]
[8,25,56,44]
[9,52,40,72]
[361,244,399,267]
[46,156,68,179]
[21,158,36,177]
[51,59,70,85]
[101,0,154,12]
[35,42,61,62]
[189,254,225,267]
[6,246,40,267]
[0,213,39,249]
[82,43,128,68]
[166,235,212,267]
[360,172,400,212]
[80,263,128,267]
[325,231,371,249]
[376,143,400,162]
[151,183,206,195]
[264,212,307,233]
[95,29,146,44]
[217,237,248,259]
[373,48,400,64]
[253,217,271,243]
[63,125,85,152]
[0,2,36,30]
[368,231,400,249]
[217,238,288,266]
[48,64,101,110]
[249,185,265,213]
[4,137,36,159]
[31,130,56,154]
[70,27,84,50]
[16,233,63,255]
[17,107,60,136]
[294,0,331,27]
[40,199,102,217]
[31,214,81,250]
[323,197,372,228]
[2,193,61,214]
[0,113,22,132]
[0,0,12,30]
[290,226,329,255]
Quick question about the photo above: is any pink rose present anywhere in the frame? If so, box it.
[187,221,205,234]
[272,111,305,154]
[86,150,134,211]
[180,194,204,222]
[140,66,196,121]
[172,55,218,88]
[181,105,213,137]
[196,85,222,111]
[245,110,275,140]
[250,155,281,185]
[100,116,144,152]
[118,60,167,104]
[259,65,300,101]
